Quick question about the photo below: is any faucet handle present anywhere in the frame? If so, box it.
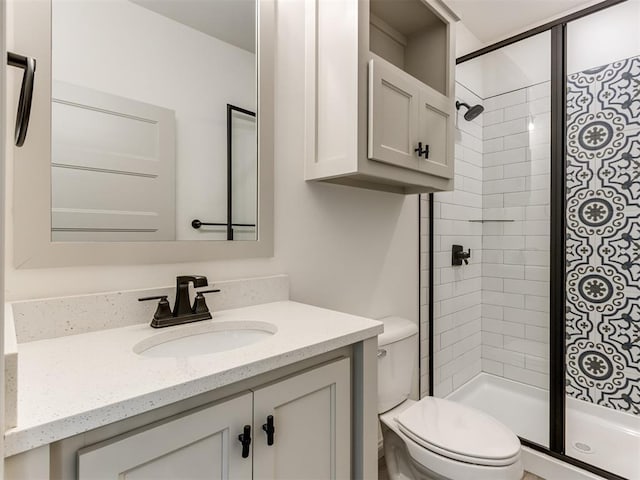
[138,295,173,323]
[193,289,221,315]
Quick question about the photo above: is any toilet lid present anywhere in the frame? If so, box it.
[395,398,521,466]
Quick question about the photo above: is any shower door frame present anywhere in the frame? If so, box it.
[426,1,630,479]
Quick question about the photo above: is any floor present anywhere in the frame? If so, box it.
[448,373,640,479]
[377,456,544,480]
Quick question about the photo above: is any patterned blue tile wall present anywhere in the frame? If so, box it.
[566,55,639,415]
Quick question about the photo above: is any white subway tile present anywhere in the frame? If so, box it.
[453,359,482,390]
[483,109,504,126]
[503,162,531,178]
[526,235,550,251]
[483,194,504,209]
[504,190,550,207]
[456,159,483,181]
[484,263,525,279]
[482,358,504,375]
[460,131,483,154]
[483,222,504,235]
[524,221,550,236]
[434,378,453,397]
[482,345,525,367]
[527,82,551,101]
[484,277,504,291]
[504,132,530,149]
[440,291,482,316]
[525,295,550,312]
[484,138,504,153]
[453,331,482,358]
[484,177,526,194]
[525,325,549,343]
[525,206,551,220]
[503,364,548,389]
[483,291,525,308]
[529,97,551,115]
[504,279,548,296]
[525,355,549,374]
[482,304,503,319]
[484,148,527,166]
[484,166,504,180]
[503,307,548,326]
[528,144,551,161]
[484,118,527,139]
[482,235,525,250]
[504,102,529,121]
[484,90,527,111]
[482,250,504,264]
[483,331,504,347]
[525,266,549,281]
[503,221,525,236]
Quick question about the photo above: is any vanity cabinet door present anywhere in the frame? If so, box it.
[252,358,351,480]
[77,392,253,479]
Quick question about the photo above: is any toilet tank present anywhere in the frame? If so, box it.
[377,316,418,413]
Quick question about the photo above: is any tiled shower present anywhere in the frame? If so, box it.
[420,4,639,477]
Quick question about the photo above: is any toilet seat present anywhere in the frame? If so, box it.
[395,397,521,467]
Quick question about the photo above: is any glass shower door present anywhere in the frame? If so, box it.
[565,3,640,478]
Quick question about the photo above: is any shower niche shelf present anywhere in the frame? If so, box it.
[304,0,459,194]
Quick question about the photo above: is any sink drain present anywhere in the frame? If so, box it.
[573,441,594,454]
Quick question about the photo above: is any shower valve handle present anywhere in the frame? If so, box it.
[414,142,430,159]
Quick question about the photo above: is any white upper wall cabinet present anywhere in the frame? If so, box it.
[304,0,458,194]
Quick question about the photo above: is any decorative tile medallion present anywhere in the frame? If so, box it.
[566,55,640,415]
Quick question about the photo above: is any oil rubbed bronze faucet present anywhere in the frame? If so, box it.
[139,276,220,328]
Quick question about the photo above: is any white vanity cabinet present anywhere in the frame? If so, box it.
[77,358,350,479]
[304,0,458,194]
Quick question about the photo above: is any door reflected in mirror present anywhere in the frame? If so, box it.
[51,0,257,242]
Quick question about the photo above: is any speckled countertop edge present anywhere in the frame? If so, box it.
[4,301,383,457]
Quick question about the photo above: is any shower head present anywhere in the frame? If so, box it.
[456,101,484,121]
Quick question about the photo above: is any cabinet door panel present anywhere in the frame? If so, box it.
[417,87,454,179]
[253,358,351,480]
[77,393,252,480]
[368,57,421,167]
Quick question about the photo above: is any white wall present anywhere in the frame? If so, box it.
[52,0,256,241]
[5,1,419,329]
[1,0,6,469]
[457,31,551,99]
[567,0,640,74]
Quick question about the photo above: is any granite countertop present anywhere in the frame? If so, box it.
[5,301,383,457]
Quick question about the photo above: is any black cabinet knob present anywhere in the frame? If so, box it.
[262,415,275,446]
[238,425,251,458]
[414,142,430,159]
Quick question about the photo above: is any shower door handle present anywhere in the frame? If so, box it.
[7,52,36,147]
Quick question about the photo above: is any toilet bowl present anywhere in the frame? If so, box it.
[377,317,523,480]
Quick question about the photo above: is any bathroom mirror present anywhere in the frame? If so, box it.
[11,0,274,266]
[51,0,257,242]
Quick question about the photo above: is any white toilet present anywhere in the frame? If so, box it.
[378,317,524,480]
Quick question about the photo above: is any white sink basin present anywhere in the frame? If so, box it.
[134,321,277,358]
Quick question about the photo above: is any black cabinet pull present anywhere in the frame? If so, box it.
[238,425,251,458]
[262,415,275,446]
[414,142,429,159]
[7,52,36,147]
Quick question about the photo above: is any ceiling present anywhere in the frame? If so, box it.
[130,0,255,53]
[443,0,597,43]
